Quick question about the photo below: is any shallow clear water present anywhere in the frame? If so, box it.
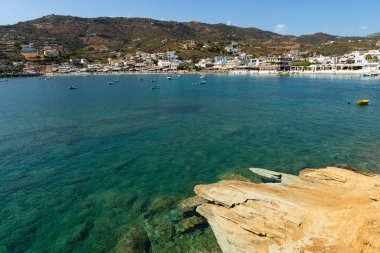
[1,74,380,252]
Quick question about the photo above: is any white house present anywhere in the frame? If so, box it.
[349,51,367,64]
[43,46,59,58]
[197,58,214,69]
[21,43,33,53]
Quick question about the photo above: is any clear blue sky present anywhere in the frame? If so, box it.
[1,0,379,36]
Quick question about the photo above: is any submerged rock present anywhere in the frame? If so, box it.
[70,220,93,244]
[143,205,221,253]
[218,172,251,182]
[176,216,206,234]
[115,226,151,253]
[195,166,380,253]
[218,169,262,183]
[144,196,178,217]
[0,246,9,253]
[178,196,206,214]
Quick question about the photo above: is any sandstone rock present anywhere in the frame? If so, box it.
[195,167,380,253]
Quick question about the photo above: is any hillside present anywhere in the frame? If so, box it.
[0,15,378,62]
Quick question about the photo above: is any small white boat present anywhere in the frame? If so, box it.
[108,81,115,85]
[167,76,172,80]
[151,84,160,89]
[178,74,182,77]
[200,75,206,79]
[200,80,207,84]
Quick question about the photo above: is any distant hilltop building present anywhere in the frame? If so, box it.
[86,32,97,37]
[99,47,109,53]
[43,46,59,58]
[182,40,196,50]
[21,43,34,53]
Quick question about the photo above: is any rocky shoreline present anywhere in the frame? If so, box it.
[193,166,380,253]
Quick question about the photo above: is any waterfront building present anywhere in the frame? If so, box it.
[197,58,214,69]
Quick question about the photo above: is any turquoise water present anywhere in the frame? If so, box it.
[1,74,380,252]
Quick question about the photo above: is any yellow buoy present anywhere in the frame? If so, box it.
[356,100,370,106]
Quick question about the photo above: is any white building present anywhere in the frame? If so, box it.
[349,51,367,64]
[197,58,214,69]
[43,46,59,58]
[248,58,264,67]
[21,43,33,53]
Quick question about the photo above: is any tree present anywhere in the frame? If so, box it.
[292,61,312,67]
[365,54,378,62]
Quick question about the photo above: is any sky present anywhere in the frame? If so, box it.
[0,0,379,36]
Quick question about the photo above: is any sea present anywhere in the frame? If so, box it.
[1,74,380,252]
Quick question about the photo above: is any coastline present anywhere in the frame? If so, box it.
[40,70,369,78]
[2,69,376,79]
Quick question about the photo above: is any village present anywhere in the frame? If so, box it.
[1,39,380,77]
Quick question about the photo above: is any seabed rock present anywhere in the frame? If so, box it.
[143,206,221,253]
[178,196,206,214]
[176,216,206,234]
[194,166,380,253]
[144,196,178,217]
[115,226,151,253]
[0,246,9,253]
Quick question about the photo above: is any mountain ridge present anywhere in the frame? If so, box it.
[0,15,378,62]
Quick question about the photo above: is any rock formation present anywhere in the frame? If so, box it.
[194,166,380,253]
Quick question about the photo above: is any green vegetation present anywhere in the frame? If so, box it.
[365,54,379,62]
[292,61,312,67]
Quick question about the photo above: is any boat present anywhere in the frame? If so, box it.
[356,99,370,106]
[138,78,144,81]
[200,75,206,79]
[114,80,120,83]
[199,80,207,84]
[69,85,78,90]
[167,76,172,80]
[108,81,115,85]
[362,73,379,77]
[178,74,182,77]
[151,84,160,90]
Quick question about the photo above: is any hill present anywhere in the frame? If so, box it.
[0,15,378,62]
